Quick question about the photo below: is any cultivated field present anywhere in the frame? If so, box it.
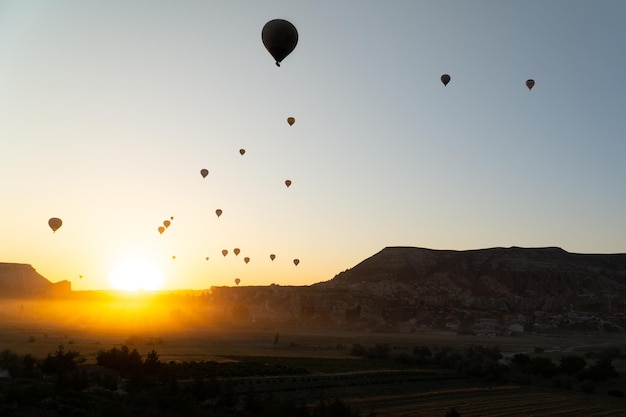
[3,299,626,416]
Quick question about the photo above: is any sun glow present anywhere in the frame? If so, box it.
[109,259,165,291]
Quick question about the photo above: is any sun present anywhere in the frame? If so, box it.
[109,259,165,291]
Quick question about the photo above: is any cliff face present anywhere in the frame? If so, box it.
[0,263,71,298]
[209,247,626,325]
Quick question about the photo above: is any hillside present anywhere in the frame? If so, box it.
[0,263,71,298]
[209,246,626,332]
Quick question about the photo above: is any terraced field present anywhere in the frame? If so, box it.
[346,386,626,417]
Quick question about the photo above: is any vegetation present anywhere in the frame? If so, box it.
[0,341,625,416]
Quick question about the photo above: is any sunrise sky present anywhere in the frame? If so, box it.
[1,1,625,291]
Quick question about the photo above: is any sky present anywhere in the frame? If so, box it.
[1,1,625,291]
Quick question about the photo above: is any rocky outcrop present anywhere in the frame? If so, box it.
[0,263,71,298]
[209,247,626,326]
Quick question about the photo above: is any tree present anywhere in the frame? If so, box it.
[559,355,587,375]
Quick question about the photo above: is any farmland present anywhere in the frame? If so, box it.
[3,298,626,416]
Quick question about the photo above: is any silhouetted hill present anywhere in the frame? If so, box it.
[0,263,71,298]
[318,246,626,297]
[210,246,626,331]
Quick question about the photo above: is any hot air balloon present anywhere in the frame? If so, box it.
[215,209,223,218]
[287,117,295,126]
[239,149,246,156]
[244,257,250,264]
[293,258,300,266]
[285,180,292,188]
[48,218,62,233]
[200,168,209,178]
[270,254,276,261]
[205,257,209,261]
[170,216,174,220]
[163,220,171,228]
[235,278,241,286]
[222,249,228,257]
[262,19,298,67]
[158,226,165,235]
[234,248,241,256]
[441,74,451,86]
[172,255,176,260]
[526,79,535,90]
[79,275,83,279]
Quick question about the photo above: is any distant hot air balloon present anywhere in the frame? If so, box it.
[79,275,83,279]
[222,249,228,257]
[262,19,298,67]
[170,216,174,220]
[158,226,165,235]
[293,258,300,266]
[287,117,295,126]
[235,278,241,286]
[244,257,250,264]
[239,149,246,156]
[172,255,176,260]
[163,220,171,228]
[205,257,209,261]
[441,74,451,86]
[526,79,535,90]
[285,179,292,188]
[200,168,209,178]
[234,248,241,256]
[270,254,276,261]
[215,209,223,218]
[48,217,62,233]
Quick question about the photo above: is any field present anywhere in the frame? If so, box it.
[3,298,626,416]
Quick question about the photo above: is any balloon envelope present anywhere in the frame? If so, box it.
[163,220,171,228]
[441,74,451,86]
[235,278,241,286]
[262,19,298,67]
[205,257,209,261]
[285,179,292,188]
[293,258,300,266]
[215,209,223,218]
[48,217,62,232]
[239,149,245,155]
[244,257,250,264]
[222,249,228,257]
[526,79,535,90]
[287,117,295,126]
[234,248,240,256]
[270,254,276,261]
[200,168,209,178]
[158,226,165,234]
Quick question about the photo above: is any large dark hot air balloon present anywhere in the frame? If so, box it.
[441,74,451,86]
[222,249,228,257]
[287,117,295,126]
[244,257,250,264]
[200,169,209,178]
[270,254,276,261]
[285,179,292,188]
[216,209,223,218]
[239,148,246,156]
[293,258,300,266]
[48,217,62,233]
[526,79,535,90]
[234,248,240,256]
[262,19,298,67]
